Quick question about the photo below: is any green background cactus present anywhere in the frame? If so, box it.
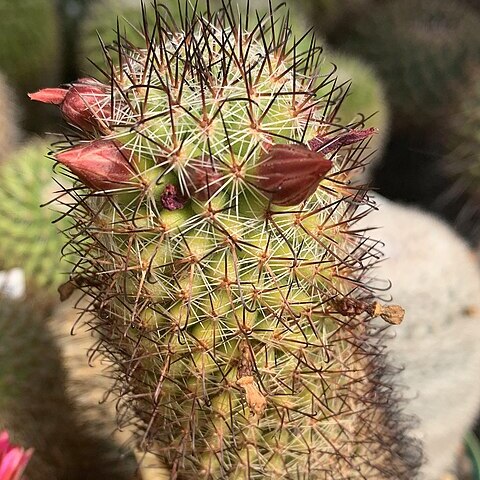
[79,0,156,75]
[436,66,480,239]
[319,52,390,182]
[0,0,60,89]
[0,139,72,298]
[304,0,373,37]
[0,298,138,480]
[0,0,62,131]
[325,0,480,133]
[0,73,20,165]
[42,3,421,478]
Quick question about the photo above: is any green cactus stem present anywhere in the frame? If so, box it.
[0,298,138,480]
[33,2,421,478]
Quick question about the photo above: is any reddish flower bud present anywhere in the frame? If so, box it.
[308,127,377,154]
[255,143,332,206]
[184,156,224,201]
[56,140,137,191]
[29,78,111,132]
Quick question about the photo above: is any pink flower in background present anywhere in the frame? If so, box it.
[0,431,33,480]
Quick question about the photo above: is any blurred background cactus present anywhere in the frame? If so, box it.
[360,195,480,480]
[0,0,479,478]
[0,0,62,132]
[0,297,138,480]
[315,0,480,243]
[438,66,480,240]
[0,139,72,301]
[323,0,480,133]
[0,74,20,165]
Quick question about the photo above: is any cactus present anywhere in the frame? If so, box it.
[359,195,480,480]
[0,74,20,165]
[438,67,480,240]
[0,140,72,297]
[0,0,60,90]
[0,298,138,480]
[326,0,480,133]
[304,0,373,37]
[55,297,172,479]
[0,0,61,132]
[32,3,421,478]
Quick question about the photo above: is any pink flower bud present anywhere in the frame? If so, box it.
[0,431,33,480]
[29,78,111,132]
[255,143,332,206]
[56,140,137,191]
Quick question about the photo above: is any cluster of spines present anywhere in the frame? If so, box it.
[39,2,420,478]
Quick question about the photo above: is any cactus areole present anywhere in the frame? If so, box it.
[31,2,419,479]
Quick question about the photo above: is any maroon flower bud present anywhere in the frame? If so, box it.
[255,143,332,206]
[29,78,111,132]
[161,184,187,210]
[308,127,377,154]
[55,140,137,191]
[184,156,224,201]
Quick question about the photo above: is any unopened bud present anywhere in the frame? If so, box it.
[29,78,111,132]
[254,143,332,206]
[55,140,137,191]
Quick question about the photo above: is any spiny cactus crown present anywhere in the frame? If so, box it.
[31,2,419,479]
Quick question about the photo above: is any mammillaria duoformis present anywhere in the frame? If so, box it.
[31,2,421,478]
